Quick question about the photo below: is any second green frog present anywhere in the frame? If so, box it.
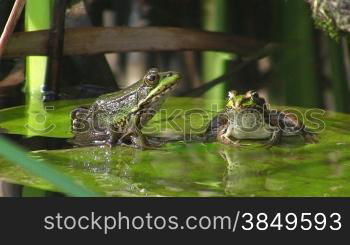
[204,90,318,147]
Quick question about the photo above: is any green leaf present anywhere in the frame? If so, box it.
[0,136,99,197]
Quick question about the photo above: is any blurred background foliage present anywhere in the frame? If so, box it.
[0,0,349,113]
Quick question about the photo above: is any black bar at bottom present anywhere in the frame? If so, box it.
[0,198,348,242]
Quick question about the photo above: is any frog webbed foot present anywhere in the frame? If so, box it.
[118,134,161,150]
[142,136,166,147]
[216,124,241,147]
[103,131,118,148]
[264,129,282,148]
[217,134,240,147]
[131,134,162,150]
[302,130,319,144]
[117,129,155,150]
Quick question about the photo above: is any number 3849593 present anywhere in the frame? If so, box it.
[240,213,341,231]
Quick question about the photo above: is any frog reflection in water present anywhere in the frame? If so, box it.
[205,90,318,147]
[70,68,180,149]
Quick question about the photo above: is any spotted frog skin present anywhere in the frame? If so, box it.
[205,90,318,146]
[70,68,180,149]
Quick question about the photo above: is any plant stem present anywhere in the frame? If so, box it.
[202,0,230,103]
[4,27,266,57]
[328,37,350,112]
[25,0,52,98]
[278,0,321,108]
[0,0,26,58]
[45,0,68,97]
[24,0,53,136]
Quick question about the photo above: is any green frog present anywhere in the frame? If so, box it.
[205,90,318,147]
[70,68,180,149]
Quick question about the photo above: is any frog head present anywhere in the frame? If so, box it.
[137,68,181,109]
[226,90,266,111]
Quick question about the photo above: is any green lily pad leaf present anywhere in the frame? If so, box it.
[0,98,92,138]
[0,97,219,138]
[1,97,350,196]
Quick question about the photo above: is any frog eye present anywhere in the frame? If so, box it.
[251,92,259,100]
[227,90,237,100]
[245,90,259,100]
[144,73,160,86]
[244,90,253,97]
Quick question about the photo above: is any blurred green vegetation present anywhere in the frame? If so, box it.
[202,0,229,101]
[2,0,349,112]
[273,0,322,108]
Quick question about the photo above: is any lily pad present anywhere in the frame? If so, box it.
[1,97,350,196]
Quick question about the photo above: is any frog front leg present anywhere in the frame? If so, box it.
[217,124,240,146]
[264,128,282,147]
[103,128,119,148]
[116,115,150,149]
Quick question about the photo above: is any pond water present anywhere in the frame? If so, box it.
[0,97,350,196]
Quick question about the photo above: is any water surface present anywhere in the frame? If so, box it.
[0,97,349,196]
